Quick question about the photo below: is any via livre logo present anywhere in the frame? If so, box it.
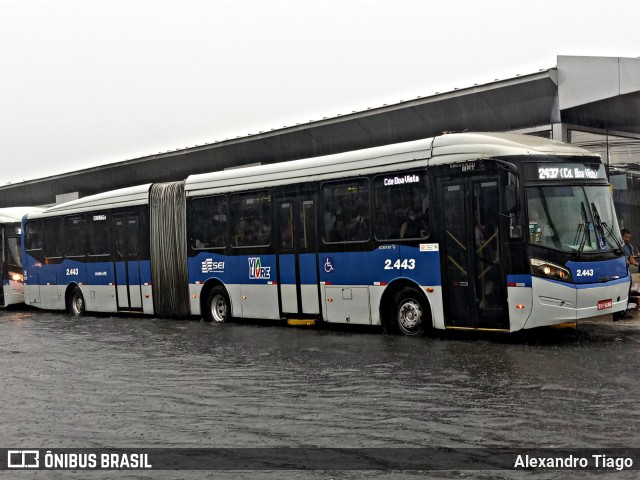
[248,257,270,280]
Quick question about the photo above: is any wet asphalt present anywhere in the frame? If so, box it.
[1,307,639,480]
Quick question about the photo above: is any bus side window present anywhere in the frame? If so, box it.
[65,215,87,257]
[25,220,44,251]
[44,218,64,259]
[230,191,271,248]
[373,171,430,241]
[322,178,370,243]
[88,213,110,256]
[190,196,228,249]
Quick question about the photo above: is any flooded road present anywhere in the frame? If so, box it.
[1,308,640,479]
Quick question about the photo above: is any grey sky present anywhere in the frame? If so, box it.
[1,0,638,185]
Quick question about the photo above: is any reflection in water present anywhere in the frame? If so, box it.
[1,311,639,463]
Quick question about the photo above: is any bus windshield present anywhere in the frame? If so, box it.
[6,237,22,268]
[527,185,622,253]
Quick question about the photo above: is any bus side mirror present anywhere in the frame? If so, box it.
[504,178,522,239]
[505,185,517,214]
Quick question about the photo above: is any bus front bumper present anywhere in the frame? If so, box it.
[510,275,630,330]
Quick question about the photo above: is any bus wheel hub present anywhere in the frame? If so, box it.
[398,301,421,329]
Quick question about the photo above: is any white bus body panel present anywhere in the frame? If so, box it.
[239,284,280,320]
[507,286,534,331]
[575,279,628,319]
[85,285,118,313]
[524,277,628,329]
[3,281,24,306]
[281,284,297,313]
[300,285,320,315]
[37,284,65,310]
[324,286,371,325]
[189,283,204,316]
[142,285,154,314]
[426,286,445,330]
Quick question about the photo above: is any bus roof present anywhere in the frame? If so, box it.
[185,137,435,194]
[26,184,152,219]
[430,132,593,163]
[0,206,43,224]
[25,132,596,218]
[185,132,594,194]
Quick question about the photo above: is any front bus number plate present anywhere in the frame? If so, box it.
[597,299,613,310]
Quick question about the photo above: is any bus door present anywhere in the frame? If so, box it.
[4,226,23,303]
[276,195,320,318]
[437,176,507,330]
[0,226,5,306]
[113,214,143,311]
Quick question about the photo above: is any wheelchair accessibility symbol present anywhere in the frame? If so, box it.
[323,257,334,273]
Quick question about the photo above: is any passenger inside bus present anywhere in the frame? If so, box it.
[400,209,429,239]
[327,218,347,242]
[347,204,369,241]
[374,212,394,239]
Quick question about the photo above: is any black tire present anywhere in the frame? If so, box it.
[204,286,230,323]
[392,287,429,336]
[67,286,86,316]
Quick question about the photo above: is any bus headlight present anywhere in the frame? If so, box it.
[10,272,23,282]
[530,258,572,282]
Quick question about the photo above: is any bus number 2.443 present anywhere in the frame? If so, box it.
[384,259,416,270]
[576,269,594,277]
[66,268,80,276]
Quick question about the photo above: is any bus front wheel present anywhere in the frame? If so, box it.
[392,288,428,336]
[67,286,86,316]
[204,286,230,323]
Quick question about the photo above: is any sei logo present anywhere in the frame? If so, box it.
[202,259,225,273]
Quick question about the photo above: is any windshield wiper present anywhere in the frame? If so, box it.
[591,202,624,254]
[589,202,607,250]
[573,202,592,257]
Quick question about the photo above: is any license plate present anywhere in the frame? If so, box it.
[597,299,613,310]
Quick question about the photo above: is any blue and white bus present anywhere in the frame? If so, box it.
[22,132,629,334]
[1,207,42,307]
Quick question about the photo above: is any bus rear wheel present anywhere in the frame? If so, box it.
[67,286,86,316]
[392,288,428,336]
[205,286,230,323]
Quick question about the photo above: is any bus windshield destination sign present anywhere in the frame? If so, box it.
[536,163,605,181]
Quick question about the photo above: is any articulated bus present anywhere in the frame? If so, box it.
[1,207,42,307]
[22,133,629,334]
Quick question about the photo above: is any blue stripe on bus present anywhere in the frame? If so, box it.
[566,257,628,284]
[23,258,152,287]
[319,246,442,286]
[299,254,318,284]
[189,245,443,287]
[86,261,116,286]
[189,253,278,285]
[279,254,296,284]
